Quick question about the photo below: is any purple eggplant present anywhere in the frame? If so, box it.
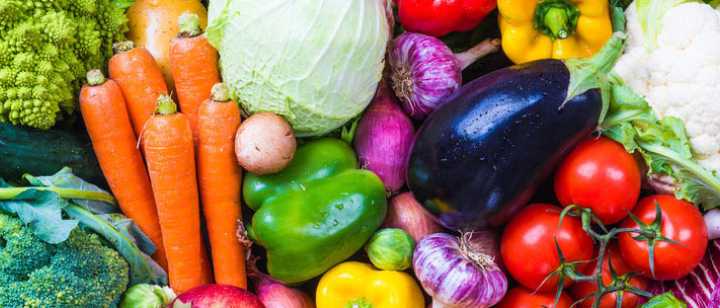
[407,34,625,231]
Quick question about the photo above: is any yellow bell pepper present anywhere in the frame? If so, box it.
[498,0,613,64]
[316,262,425,308]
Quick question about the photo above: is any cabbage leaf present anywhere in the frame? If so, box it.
[207,0,390,137]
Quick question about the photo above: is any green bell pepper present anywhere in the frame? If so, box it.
[244,138,387,284]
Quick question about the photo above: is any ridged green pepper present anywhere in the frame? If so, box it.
[244,138,387,284]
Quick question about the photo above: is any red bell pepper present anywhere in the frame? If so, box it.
[398,0,497,37]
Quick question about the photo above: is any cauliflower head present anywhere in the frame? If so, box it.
[614,0,720,171]
[0,213,130,308]
[0,0,127,129]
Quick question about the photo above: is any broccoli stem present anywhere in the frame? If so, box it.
[0,187,116,204]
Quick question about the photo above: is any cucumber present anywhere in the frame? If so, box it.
[0,123,106,186]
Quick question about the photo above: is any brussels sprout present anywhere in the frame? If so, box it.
[120,284,175,308]
[365,228,415,271]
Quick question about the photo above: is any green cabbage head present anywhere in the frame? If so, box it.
[207,0,390,137]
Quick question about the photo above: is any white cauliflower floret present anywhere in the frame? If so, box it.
[614,1,720,171]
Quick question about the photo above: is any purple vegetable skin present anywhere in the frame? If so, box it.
[354,82,415,193]
[650,240,720,308]
[413,232,507,308]
[389,32,499,120]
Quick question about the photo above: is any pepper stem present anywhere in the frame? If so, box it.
[178,12,202,38]
[534,0,580,40]
[86,69,106,86]
[155,95,178,115]
[346,298,373,308]
[211,83,231,102]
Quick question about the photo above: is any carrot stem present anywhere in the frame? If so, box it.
[178,13,202,38]
[211,83,230,102]
[156,95,178,115]
[86,69,106,86]
[113,41,135,54]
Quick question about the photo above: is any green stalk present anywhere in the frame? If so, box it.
[563,32,626,123]
[0,187,116,204]
[534,0,581,39]
[346,298,372,308]
[155,95,178,115]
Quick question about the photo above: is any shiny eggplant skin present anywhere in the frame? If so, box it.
[407,59,602,230]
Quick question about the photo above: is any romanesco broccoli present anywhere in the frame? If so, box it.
[0,213,130,308]
[0,0,127,129]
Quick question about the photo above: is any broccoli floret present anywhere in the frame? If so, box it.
[0,213,130,308]
[0,0,127,129]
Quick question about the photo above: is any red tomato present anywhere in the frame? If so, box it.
[571,245,648,308]
[496,287,573,308]
[398,0,495,37]
[501,204,594,292]
[555,137,641,225]
[618,195,708,280]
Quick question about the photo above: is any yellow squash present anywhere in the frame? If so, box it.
[498,0,612,64]
[316,262,425,308]
[127,0,208,89]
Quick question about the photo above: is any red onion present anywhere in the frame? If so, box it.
[248,257,314,308]
[389,32,499,120]
[255,274,314,308]
[171,284,264,308]
[354,82,415,193]
[414,232,507,308]
[383,192,443,241]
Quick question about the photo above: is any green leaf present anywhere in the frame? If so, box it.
[604,122,639,153]
[603,79,720,210]
[112,0,135,9]
[641,292,687,308]
[0,184,78,244]
[26,167,117,214]
[610,0,627,33]
[100,213,157,256]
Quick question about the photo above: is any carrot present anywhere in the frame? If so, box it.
[170,13,221,141]
[143,95,211,292]
[109,41,169,137]
[79,70,168,270]
[197,83,247,288]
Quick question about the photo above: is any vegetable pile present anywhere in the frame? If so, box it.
[4,0,720,307]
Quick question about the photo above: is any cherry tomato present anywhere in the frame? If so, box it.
[501,204,594,292]
[571,245,648,308]
[618,195,708,280]
[496,287,573,308]
[555,137,641,225]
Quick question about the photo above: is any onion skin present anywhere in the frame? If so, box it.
[383,192,443,242]
[256,275,315,308]
[389,32,499,120]
[414,233,507,308]
[706,209,720,240]
[354,83,415,193]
